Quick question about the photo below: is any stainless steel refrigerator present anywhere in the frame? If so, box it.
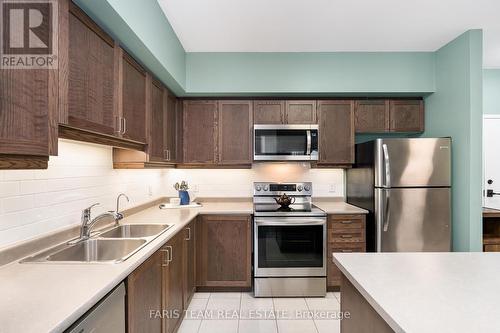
[347,138,452,252]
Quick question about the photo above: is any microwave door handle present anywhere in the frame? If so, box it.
[306,130,311,155]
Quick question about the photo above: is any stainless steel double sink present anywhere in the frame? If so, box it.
[21,224,172,264]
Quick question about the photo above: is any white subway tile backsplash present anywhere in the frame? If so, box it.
[19,180,49,195]
[2,195,34,213]
[0,140,168,250]
[0,182,19,198]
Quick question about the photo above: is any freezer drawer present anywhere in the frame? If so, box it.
[375,188,451,252]
[374,138,451,187]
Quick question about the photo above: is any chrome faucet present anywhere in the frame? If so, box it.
[71,203,123,244]
[115,193,130,222]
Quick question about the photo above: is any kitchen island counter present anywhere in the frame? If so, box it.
[333,252,500,333]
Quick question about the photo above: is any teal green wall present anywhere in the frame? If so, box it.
[74,1,436,96]
[74,0,186,95]
[422,30,483,251]
[483,69,500,114]
[185,52,435,96]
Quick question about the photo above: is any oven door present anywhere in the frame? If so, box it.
[254,125,319,161]
[254,217,326,277]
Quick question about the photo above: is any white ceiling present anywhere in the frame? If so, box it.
[158,0,500,68]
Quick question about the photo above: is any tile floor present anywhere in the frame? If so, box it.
[178,292,342,333]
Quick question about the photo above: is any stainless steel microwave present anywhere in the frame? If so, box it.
[253,124,319,161]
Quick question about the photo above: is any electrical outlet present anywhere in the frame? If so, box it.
[328,184,336,193]
[148,185,153,197]
[192,184,199,193]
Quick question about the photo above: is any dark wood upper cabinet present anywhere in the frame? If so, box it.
[183,221,196,306]
[162,231,185,333]
[66,4,117,136]
[149,79,166,162]
[196,215,252,289]
[182,100,218,164]
[218,100,253,165]
[285,100,317,124]
[127,251,162,333]
[317,100,355,165]
[354,100,390,133]
[389,100,424,132]
[253,100,285,124]
[0,68,55,169]
[165,93,178,163]
[121,51,147,143]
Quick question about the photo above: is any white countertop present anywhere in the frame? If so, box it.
[0,201,252,333]
[333,252,500,333]
[0,198,365,333]
[314,200,368,215]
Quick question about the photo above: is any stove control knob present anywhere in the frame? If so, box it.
[255,185,262,191]
[263,185,269,191]
[297,185,303,192]
[304,184,311,192]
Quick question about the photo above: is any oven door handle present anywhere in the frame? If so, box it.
[255,219,326,226]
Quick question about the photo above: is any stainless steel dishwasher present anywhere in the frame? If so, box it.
[66,282,126,333]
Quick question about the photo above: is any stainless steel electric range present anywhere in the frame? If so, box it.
[253,182,327,297]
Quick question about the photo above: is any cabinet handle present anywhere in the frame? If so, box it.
[341,249,353,253]
[166,245,173,262]
[160,248,169,266]
[167,149,170,161]
[340,221,353,224]
[340,235,353,239]
[164,149,168,160]
[121,117,127,134]
[185,227,191,241]
[115,116,122,134]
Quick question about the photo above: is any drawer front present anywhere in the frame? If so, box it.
[329,228,365,243]
[330,218,364,230]
[328,242,365,257]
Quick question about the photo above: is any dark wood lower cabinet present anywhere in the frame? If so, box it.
[162,231,184,333]
[127,251,163,333]
[196,215,252,289]
[183,221,196,306]
[327,214,366,291]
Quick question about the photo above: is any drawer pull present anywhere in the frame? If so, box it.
[340,220,353,224]
[340,235,353,239]
[341,249,353,253]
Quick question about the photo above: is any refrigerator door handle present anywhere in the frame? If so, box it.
[382,144,391,187]
[383,190,390,232]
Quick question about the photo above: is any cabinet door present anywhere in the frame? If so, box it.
[165,93,178,163]
[67,5,117,135]
[121,52,147,143]
[218,100,253,165]
[317,100,355,165]
[354,100,389,133]
[196,215,252,288]
[162,232,184,333]
[389,100,424,132]
[285,100,317,124]
[253,100,285,124]
[149,79,165,162]
[182,100,217,164]
[183,221,196,307]
[0,68,53,167]
[127,251,162,333]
